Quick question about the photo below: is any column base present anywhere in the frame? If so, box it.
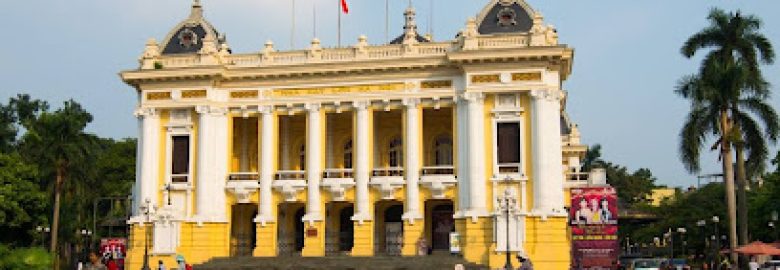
[401,220,424,256]
[351,220,374,256]
[253,223,277,257]
[301,221,325,257]
[401,211,423,223]
[253,214,276,226]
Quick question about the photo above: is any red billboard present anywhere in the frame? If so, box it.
[100,238,127,269]
[570,187,619,270]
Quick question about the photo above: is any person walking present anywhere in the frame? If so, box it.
[158,260,167,270]
[176,255,192,270]
[517,253,534,270]
[83,252,107,270]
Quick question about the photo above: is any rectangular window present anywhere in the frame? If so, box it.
[171,135,190,182]
[497,123,521,164]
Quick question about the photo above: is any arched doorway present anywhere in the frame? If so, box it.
[431,204,454,250]
[294,208,305,252]
[384,204,404,255]
[277,203,305,256]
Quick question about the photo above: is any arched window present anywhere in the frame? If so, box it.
[434,135,453,166]
[299,144,306,170]
[388,138,403,167]
[343,140,353,169]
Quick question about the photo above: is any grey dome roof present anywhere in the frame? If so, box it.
[160,1,226,55]
[476,0,535,35]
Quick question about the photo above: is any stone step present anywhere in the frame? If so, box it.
[194,255,489,270]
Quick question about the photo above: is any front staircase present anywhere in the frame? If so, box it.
[194,254,489,270]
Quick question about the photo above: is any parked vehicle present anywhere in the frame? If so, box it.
[763,260,780,270]
[668,259,690,270]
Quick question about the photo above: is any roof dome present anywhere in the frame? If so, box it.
[160,0,226,55]
[475,0,535,35]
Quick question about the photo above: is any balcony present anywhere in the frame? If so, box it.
[565,169,607,188]
[420,166,457,199]
[493,163,526,181]
[226,172,260,204]
[228,172,260,181]
[370,167,405,200]
[272,170,307,202]
[322,169,356,202]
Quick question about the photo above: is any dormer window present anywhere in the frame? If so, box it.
[497,8,517,27]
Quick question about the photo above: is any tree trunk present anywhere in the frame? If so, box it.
[720,110,738,264]
[50,167,63,270]
[735,143,750,268]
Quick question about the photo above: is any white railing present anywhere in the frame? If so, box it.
[275,170,306,181]
[421,165,455,176]
[323,168,354,179]
[372,167,405,177]
[145,34,541,69]
[171,174,189,183]
[566,172,589,183]
[497,163,522,174]
[477,34,529,48]
[227,172,260,181]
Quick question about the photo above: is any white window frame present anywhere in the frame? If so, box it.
[491,94,527,180]
[165,110,194,188]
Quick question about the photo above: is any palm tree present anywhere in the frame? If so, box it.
[680,8,775,262]
[20,100,93,269]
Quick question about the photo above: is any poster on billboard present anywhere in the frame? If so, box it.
[570,186,619,270]
[100,238,127,269]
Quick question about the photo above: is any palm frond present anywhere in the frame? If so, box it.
[738,97,780,142]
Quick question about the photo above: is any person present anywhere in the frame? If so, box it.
[105,255,119,270]
[517,254,534,270]
[158,260,167,270]
[84,252,108,270]
[749,257,760,270]
[176,255,192,270]
[599,197,612,223]
[575,198,592,224]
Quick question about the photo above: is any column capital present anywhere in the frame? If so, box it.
[196,105,229,116]
[258,105,274,114]
[461,92,485,103]
[353,100,371,110]
[134,107,158,118]
[402,98,420,108]
[304,103,321,112]
[529,89,564,102]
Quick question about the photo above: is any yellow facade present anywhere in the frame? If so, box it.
[122,0,591,269]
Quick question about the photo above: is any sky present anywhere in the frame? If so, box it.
[1,0,779,188]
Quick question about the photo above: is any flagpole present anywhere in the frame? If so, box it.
[291,0,296,49]
[313,1,317,38]
[338,0,342,47]
[385,0,389,43]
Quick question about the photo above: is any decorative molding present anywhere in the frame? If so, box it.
[271,83,406,98]
[471,74,501,84]
[230,90,259,99]
[147,92,172,101]
[134,107,158,118]
[529,89,563,102]
[421,80,453,89]
[512,72,542,82]
[226,180,259,204]
[181,90,207,99]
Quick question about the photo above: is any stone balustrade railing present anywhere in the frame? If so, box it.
[144,33,537,70]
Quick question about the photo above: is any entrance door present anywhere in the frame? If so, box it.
[384,205,404,256]
[230,204,257,257]
[431,204,454,250]
[294,208,305,252]
[339,206,354,252]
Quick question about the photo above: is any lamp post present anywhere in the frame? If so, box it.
[714,217,722,270]
[78,229,93,265]
[36,226,51,248]
[140,199,154,270]
[677,228,687,258]
[771,211,779,241]
[497,189,517,270]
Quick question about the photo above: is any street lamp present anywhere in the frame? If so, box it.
[712,216,720,270]
[36,226,51,248]
[771,211,779,241]
[140,199,155,270]
[497,189,517,270]
[677,228,687,258]
[78,229,93,265]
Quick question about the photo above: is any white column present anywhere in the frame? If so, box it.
[212,108,230,221]
[529,90,566,216]
[352,101,371,221]
[133,108,160,219]
[402,98,423,221]
[194,106,229,222]
[455,98,470,216]
[256,106,275,224]
[465,93,488,217]
[303,103,323,222]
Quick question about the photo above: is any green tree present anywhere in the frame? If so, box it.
[19,100,93,269]
[0,153,46,246]
[679,8,775,261]
[605,164,658,207]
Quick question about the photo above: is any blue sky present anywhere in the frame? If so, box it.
[1,0,779,188]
